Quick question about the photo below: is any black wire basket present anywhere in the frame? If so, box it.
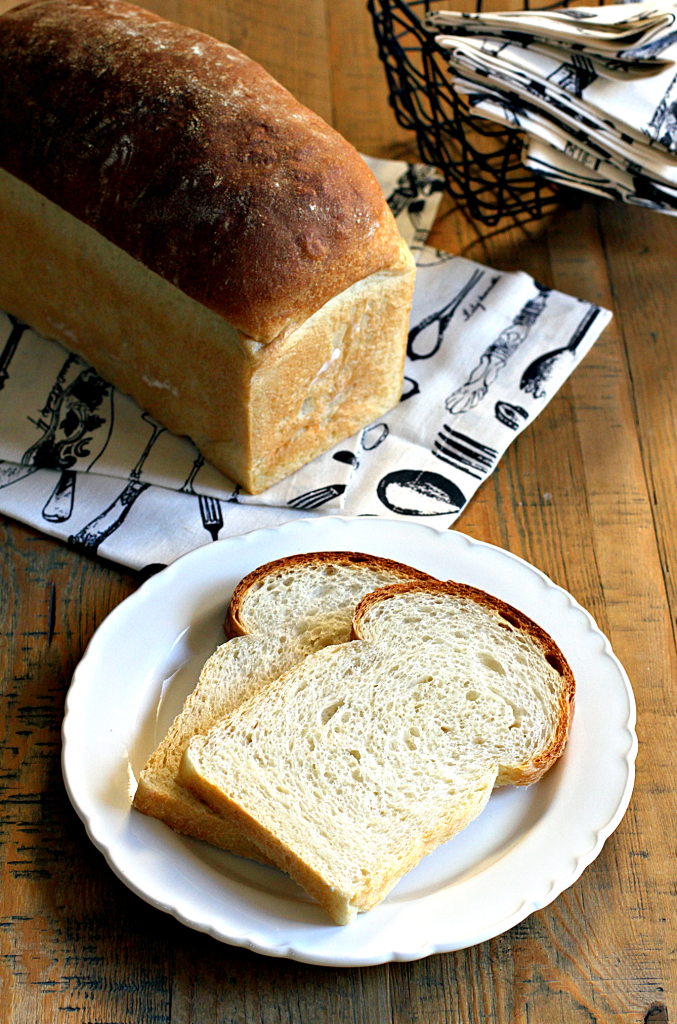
[368,0,595,227]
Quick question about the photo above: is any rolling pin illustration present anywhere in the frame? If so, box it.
[69,413,165,556]
[445,286,549,413]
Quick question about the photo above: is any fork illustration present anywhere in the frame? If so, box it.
[287,484,346,510]
[198,494,223,541]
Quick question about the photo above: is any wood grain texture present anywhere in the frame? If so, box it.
[0,0,675,1021]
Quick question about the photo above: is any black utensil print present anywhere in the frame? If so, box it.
[547,56,597,98]
[42,469,76,522]
[407,269,484,362]
[386,165,444,249]
[333,450,359,468]
[0,460,39,490]
[0,314,28,391]
[362,423,389,451]
[377,469,466,517]
[198,495,223,541]
[19,354,114,522]
[287,484,346,510]
[180,451,205,494]
[432,426,498,480]
[69,413,165,556]
[386,165,444,219]
[495,401,528,431]
[446,286,549,414]
[23,357,113,470]
[520,305,601,399]
[400,376,420,402]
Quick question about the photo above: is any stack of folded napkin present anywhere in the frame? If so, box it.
[430,1,677,213]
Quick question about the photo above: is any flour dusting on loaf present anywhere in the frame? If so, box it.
[0,0,401,341]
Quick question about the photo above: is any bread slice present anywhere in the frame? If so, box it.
[180,580,575,923]
[133,552,435,860]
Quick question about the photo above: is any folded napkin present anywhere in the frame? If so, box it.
[432,2,677,212]
[0,156,610,571]
[430,2,677,68]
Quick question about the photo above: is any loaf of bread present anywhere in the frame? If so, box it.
[0,0,416,493]
[180,579,575,924]
[133,552,435,856]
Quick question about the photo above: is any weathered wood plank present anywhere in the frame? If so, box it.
[0,519,177,1023]
[0,0,674,1020]
[326,0,414,158]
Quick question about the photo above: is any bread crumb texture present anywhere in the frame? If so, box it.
[182,579,574,924]
[134,553,435,861]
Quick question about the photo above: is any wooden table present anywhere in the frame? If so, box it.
[1,1,675,1021]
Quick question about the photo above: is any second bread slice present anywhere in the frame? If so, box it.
[133,552,434,859]
[180,580,575,923]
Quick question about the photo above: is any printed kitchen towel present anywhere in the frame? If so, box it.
[452,77,677,212]
[430,2,677,69]
[432,2,677,212]
[0,156,611,571]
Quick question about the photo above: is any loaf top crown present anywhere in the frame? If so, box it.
[0,0,402,342]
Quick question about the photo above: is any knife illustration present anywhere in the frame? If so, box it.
[68,413,165,555]
[0,314,28,392]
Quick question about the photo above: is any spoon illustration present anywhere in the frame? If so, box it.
[520,305,601,399]
[376,469,466,517]
[407,269,484,362]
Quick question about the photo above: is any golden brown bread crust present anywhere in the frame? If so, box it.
[352,579,576,786]
[0,0,401,343]
[133,551,436,866]
[224,551,437,639]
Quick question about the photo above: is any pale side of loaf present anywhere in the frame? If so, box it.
[180,581,575,924]
[133,552,436,857]
[0,0,415,493]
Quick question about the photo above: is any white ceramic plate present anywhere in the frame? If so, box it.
[62,516,636,966]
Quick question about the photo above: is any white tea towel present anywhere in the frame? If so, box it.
[452,77,677,212]
[0,157,610,570]
[432,2,677,212]
[440,38,677,180]
[430,2,677,68]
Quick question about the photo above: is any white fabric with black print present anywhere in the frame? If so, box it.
[432,2,677,212]
[451,77,677,212]
[430,2,677,68]
[0,155,610,572]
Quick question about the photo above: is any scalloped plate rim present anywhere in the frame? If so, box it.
[62,515,637,966]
